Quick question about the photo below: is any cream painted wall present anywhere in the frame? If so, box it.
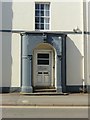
[2,1,86,87]
[66,35,83,85]
[51,2,82,31]
[88,2,90,85]
[12,2,34,30]
[51,1,83,85]
[11,34,21,87]
[88,35,90,85]
[12,1,83,31]
[0,2,2,87]
[83,1,90,87]
[0,32,2,87]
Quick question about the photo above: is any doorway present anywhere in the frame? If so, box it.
[33,43,55,88]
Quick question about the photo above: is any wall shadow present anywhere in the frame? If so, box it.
[0,2,2,91]
[88,2,90,120]
[88,2,90,87]
[2,2,13,92]
[66,36,83,91]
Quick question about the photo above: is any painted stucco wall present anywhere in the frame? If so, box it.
[12,2,34,30]
[0,2,2,87]
[88,34,90,86]
[2,1,88,88]
[11,34,21,87]
[88,2,90,86]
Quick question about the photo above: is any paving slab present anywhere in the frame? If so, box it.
[1,93,88,106]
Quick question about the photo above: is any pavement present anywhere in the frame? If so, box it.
[0,92,88,106]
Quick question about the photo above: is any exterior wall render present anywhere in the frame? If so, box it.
[1,1,89,93]
[11,34,21,87]
[0,2,2,87]
[88,2,90,88]
[66,34,83,85]
[12,2,34,30]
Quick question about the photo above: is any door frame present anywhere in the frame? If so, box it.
[33,50,54,87]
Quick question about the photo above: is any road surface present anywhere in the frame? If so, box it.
[1,106,88,118]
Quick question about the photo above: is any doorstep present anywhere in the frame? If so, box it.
[20,92,69,96]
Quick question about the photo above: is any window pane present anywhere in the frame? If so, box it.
[44,18,49,23]
[45,4,49,10]
[41,10,44,16]
[40,17,44,23]
[38,60,49,65]
[35,4,39,9]
[41,24,44,29]
[35,17,39,23]
[45,24,49,30]
[41,4,44,10]
[35,24,39,29]
[45,11,49,16]
[35,10,39,16]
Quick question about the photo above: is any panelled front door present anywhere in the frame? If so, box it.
[33,50,53,87]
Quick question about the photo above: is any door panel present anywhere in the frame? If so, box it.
[44,75,49,83]
[37,75,42,83]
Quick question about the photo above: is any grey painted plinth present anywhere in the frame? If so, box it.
[56,86,62,93]
[56,57,62,93]
[21,86,33,93]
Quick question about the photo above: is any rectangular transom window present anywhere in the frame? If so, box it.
[38,60,49,65]
[37,53,49,65]
[35,3,50,30]
[37,54,49,58]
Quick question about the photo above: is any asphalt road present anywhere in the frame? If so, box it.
[2,106,88,118]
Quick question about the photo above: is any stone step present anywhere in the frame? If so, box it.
[21,92,68,96]
[34,89,56,92]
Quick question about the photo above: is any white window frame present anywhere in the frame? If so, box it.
[35,2,51,31]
